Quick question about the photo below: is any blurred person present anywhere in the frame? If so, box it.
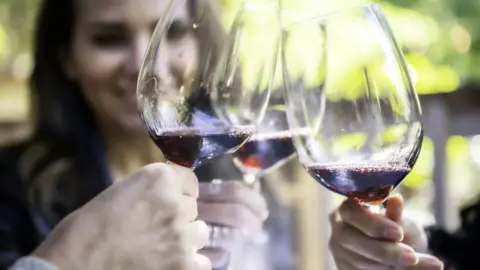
[0,0,268,269]
[9,163,211,270]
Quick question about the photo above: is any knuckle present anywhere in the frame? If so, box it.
[142,163,170,177]
[366,222,385,238]
[338,201,353,220]
[142,165,175,188]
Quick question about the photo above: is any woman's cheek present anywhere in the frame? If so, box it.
[74,46,127,79]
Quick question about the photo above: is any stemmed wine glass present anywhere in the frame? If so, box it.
[228,95,297,269]
[233,98,296,186]
[136,0,279,251]
[282,4,423,213]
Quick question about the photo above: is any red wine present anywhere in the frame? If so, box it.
[233,131,296,175]
[305,163,411,204]
[152,126,254,168]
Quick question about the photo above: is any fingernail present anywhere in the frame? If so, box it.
[384,228,403,241]
[423,257,444,269]
[398,248,418,266]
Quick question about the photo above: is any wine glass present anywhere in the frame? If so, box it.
[281,4,423,213]
[232,96,297,186]
[228,93,297,269]
[137,0,280,253]
[137,0,278,169]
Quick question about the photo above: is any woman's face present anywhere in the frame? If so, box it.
[66,0,199,133]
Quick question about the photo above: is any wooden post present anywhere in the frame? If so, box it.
[422,96,457,230]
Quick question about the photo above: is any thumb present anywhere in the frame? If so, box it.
[385,193,404,222]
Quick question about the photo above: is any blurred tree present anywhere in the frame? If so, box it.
[0,0,39,80]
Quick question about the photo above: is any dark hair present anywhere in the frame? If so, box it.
[28,0,111,211]
[31,0,97,147]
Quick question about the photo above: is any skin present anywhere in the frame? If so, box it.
[33,163,211,270]
[329,194,444,270]
[63,0,268,267]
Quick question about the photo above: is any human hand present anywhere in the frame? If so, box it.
[197,180,269,268]
[329,194,444,270]
[33,163,211,270]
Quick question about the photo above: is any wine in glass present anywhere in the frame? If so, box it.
[282,4,423,212]
[233,101,297,185]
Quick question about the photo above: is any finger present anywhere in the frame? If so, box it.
[199,249,230,269]
[333,222,418,266]
[141,163,198,198]
[187,221,210,250]
[331,242,394,270]
[194,254,212,270]
[181,196,199,222]
[198,202,262,235]
[203,226,242,251]
[400,217,429,252]
[403,253,444,270]
[339,199,403,241]
[199,181,268,220]
[386,193,404,222]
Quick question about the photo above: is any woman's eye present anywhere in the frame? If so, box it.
[167,21,190,41]
[91,32,129,48]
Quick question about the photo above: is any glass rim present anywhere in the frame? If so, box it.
[282,3,382,30]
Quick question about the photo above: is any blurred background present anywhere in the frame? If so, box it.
[1,0,479,269]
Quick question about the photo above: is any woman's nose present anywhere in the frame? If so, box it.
[124,38,150,77]
[154,43,181,89]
